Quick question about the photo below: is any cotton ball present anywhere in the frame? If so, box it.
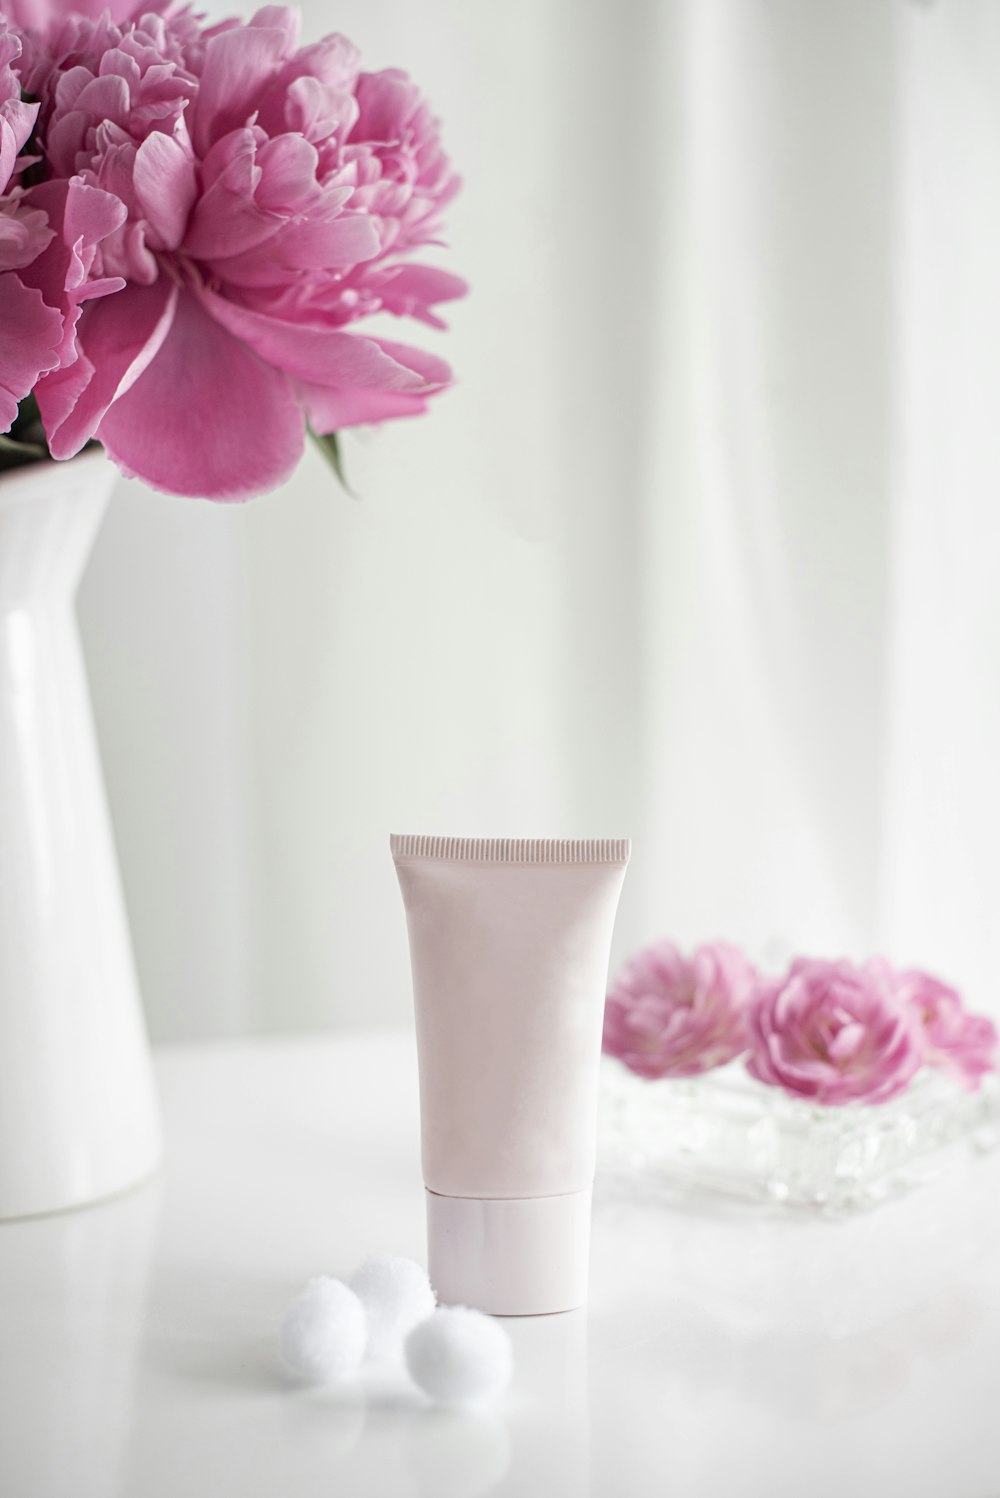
[279,1276,367,1383]
[349,1252,437,1360]
[404,1307,513,1407]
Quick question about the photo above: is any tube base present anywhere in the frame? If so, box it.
[426,1187,592,1316]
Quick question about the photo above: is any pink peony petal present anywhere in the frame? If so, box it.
[72,72,130,124]
[248,6,301,41]
[194,286,447,396]
[253,134,321,211]
[17,178,127,379]
[295,379,433,430]
[4,0,154,25]
[132,129,198,250]
[182,130,285,262]
[36,276,177,458]
[372,336,452,388]
[210,209,379,285]
[54,67,98,116]
[0,20,37,193]
[0,102,38,192]
[95,288,304,500]
[0,272,64,430]
[297,339,452,430]
[0,119,17,196]
[19,179,127,313]
[0,201,54,275]
[280,71,355,141]
[287,334,452,428]
[351,68,419,144]
[192,25,295,156]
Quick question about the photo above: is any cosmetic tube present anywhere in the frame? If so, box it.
[391,835,630,1316]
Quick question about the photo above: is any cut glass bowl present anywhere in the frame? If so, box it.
[598,1057,1000,1214]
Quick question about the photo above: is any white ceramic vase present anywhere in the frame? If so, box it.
[0,450,161,1219]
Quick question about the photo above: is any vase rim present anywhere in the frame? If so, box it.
[0,447,113,505]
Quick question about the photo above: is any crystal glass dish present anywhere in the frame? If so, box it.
[597,1058,1000,1213]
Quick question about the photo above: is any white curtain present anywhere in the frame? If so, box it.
[78,0,1000,1040]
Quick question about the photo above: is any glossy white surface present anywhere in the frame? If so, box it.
[1,1029,998,1498]
[0,454,161,1218]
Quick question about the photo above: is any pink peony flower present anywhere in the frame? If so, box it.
[603,941,756,1079]
[889,966,998,1091]
[746,957,924,1105]
[0,19,62,429]
[20,4,465,498]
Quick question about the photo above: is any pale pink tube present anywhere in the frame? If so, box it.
[391,835,630,1316]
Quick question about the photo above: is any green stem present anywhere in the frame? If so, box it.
[309,430,355,495]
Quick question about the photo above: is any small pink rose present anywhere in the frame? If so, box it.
[603,941,755,1080]
[746,957,923,1105]
[889,967,997,1092]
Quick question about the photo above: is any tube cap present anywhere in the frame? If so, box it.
[426,1187,592,1316]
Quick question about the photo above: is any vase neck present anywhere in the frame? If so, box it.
[0,455,117,609]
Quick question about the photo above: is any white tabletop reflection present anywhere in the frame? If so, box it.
[1,1030,998,1498]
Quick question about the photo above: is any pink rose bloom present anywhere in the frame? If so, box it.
[746,957,923,1105]
[889,967,998,1091]
[23,5,465,498]
[603,941,755,1079]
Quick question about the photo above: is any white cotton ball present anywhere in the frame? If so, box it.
[404,1306,513,1407]
[349,1252,437,1360]
[279,1276,367,1384]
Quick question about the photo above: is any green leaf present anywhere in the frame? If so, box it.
[0,433,49,471]
[309,429,355,496]
[0,392,52,472]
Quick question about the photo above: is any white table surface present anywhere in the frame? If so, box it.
[1,1029,999,1498]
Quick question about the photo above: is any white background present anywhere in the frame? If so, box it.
[78,0,1000,1041]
